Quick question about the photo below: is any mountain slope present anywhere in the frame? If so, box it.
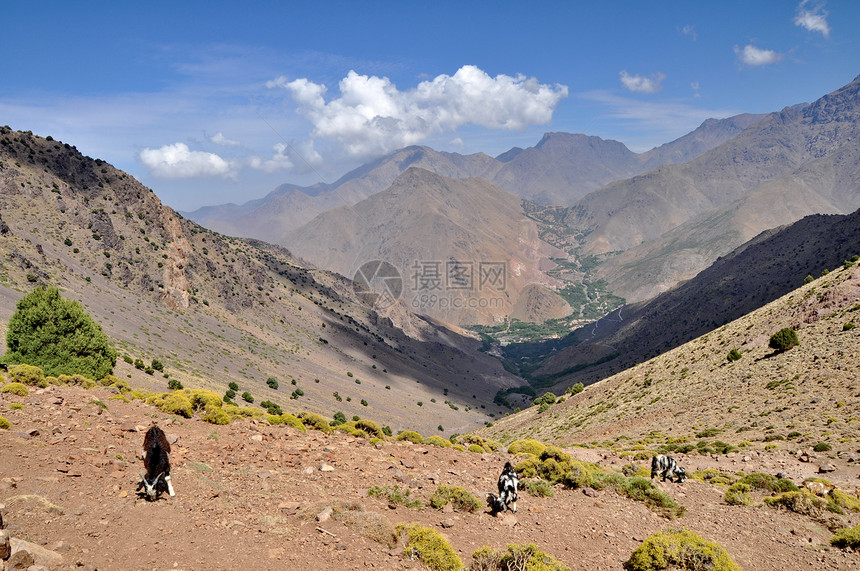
[569,75,860,260]
[517,209,860,391]
[281,167,570,326]
[479,259,860,454]
[0,126,522,434]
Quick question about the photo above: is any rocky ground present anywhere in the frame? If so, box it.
[2,385,859,570]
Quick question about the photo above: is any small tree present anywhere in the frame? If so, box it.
[228,382,239,391]
[266,377,279,390]
[3,286,116,378]
[242,391,254,403]
[727,349,742,362]
[769,328,799,353]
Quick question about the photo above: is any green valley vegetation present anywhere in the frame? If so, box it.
[2,286,116,379]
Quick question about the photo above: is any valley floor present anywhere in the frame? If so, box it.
[1,384,859,570]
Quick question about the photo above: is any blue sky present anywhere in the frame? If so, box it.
[3,1,859,211]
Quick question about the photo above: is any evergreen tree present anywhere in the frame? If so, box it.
[3,286,116,378]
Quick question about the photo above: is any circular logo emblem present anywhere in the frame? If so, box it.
[352,261,402,310]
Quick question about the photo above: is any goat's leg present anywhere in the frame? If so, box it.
[164,474,176,496]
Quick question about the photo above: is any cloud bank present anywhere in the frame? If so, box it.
[734,45,783,66]
[619,71,666,94]
[268,65,568,159]
[139,143,233,178]
[794,1,830,38]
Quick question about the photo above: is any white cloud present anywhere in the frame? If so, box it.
[269,65,568,159]
[249,140,322,174]
[619,70,666,94]
[794,1,830,38]
[681,25,698,41]
[210,132,241,147]
[139,143,233,178]
[734,44,784,66]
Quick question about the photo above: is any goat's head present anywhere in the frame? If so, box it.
[139,472,164,501]
[675,466,687,483]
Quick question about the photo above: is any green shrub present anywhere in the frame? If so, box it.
[561,460,604,489]
[831,524,860,549]
[533,392,557,407]
[843,322,855,331]
[726,349,742,362]
[763,491,825,517]
[724,483,753,506]
[813,442,831,452]
[429,485,482,512]
[145,392,194,418]
[297,411,333,433]
[472,543,569,571]
[424,435,452,448]
[468,444,485,453]
[368,484,422,509]
[2,286,116,378]
[768,328,799,353]
[606,476,685,519]
[691,469,736,488]
[515,455,543,478]
[508,438,546,457]
[521,479,555,498]
[167,379,183,391]
[828,489,860,513]
[395,523,462,571]
[396,430,424,444]
[241,391,254,403]
[201,403,231,425]
[626,528,740,571]
[355,418,385,438]
[9,402,23,410]
[7,363,46,387]
[1,382,29,396]
[540,445,572,464]
[267,413,306,431]
[266,377,279,389]
[566,382,584,396]
[738,473,798,493]
[460,434,499,452]
[0,416,10,429]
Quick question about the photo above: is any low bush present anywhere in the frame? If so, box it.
[737,473,798,493]
[691,469,736,488]
[8,364,46,387]
[395,523,462,571]
[355,418,385,439]
[397,430,424,444]
[424,435,452,448]
[626,528,740,571]
[1,382,29,396]
[507,438,546,457]
[368,484,422,509]
[763,491,825,517]
[769,328,799,353]
[297,411,333,433]
[267,413,306,431]
[813,442,832,452]
[468,444,486,453]
[0,415,10,429]
[521,479,555,498]
[724,483,753,506]
[472,543,569,571]
[429,485,482,512]
[831,524,860,549]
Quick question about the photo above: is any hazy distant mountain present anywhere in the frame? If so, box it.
[184,115,759,240]
[184,146,500,243]
[578,75,860,300]
[281,168,570,326]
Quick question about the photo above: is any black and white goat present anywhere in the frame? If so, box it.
[138,424,175,500]
[487,461,519,515]
[650,454,686,483]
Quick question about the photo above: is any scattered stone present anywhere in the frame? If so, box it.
[302,467,314,475]
[501,514,518,527]
[742,456,751,462]
[440,519,455,528]
[818,463,837,473]
[250,434,264,443]
[9,538,63,568]
[4,549,34,570]
[316,507,333,523]
[278,501,301,512]
[583,488,599,498]
[0,530,11,559]
[319,464,334,472]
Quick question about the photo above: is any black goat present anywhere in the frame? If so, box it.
[487,461,519,515]
[138,424,175,500]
